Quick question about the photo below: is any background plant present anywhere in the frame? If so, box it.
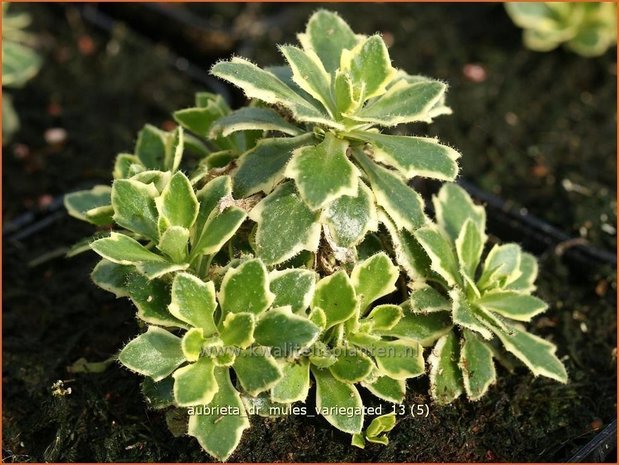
[505,2,617,57]
[64,9,567,461]
[2,3,43,142]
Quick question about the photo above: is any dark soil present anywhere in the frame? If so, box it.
[3,3,617,463]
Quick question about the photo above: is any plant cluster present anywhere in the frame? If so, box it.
[2,4,42,141]
[506,2,617,57]
[65,10,567,461]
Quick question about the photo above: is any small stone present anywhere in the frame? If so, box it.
[44,128,68,145]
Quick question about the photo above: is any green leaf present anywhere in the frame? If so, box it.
[169,272,218,335]
[90,259,136,298]
[280,45,335,114]
[477,291,548,322]
[478,244,522,290]
[340,35,395,100]
[312,270,357,329]
[174,106,225,138]
[505,252,538,293]
[433,183,486,242]
[118,326,185,382]
[298,10,359,74]
[191,205,247,259]
[321,181,378,248]
[362,375,406,404]
[142,376,175,409]
[354,150,426,232]
[156,171,199,229]
[351,252,399,313]
[357,132,459,181]
[219,312,256,349]
[451,289,493,340]
[455,218,484,281]
[158,226,189,264]
[366,304,403,331]
[352,335,424,380]
[111,179,160,242]
[380,211,432,281]
[409,284,450,313]
[489,324,567,383]
[414,224,461,287]
[269,269,316,313]
[285,134,358,210]
[173,356,218,407]
[125,273,186,327]
[460,330,496,401]
[210,107,301,138]
[91,232,187,279]
[64,186,113,226]
[2,40,42,88]
[211,58,337,128]
[220,259,275,315]
[249,182,321,265]
[113,153,141,179]
[187,367,250,461]
[366,413,397,442]
[271,360,311,403]
[329,348,374,383]
[131,170,171,193]
[233,135,314,198]
[380,308,453,346]
[313,368,364,434]
[353,80,447,126]
[254,306,320,356]
[135,125,168,170]
[334,70,358,114]
[233,348,282,396]
[181,328,205,362]
[195,176,233,236]
[429,331,463,404]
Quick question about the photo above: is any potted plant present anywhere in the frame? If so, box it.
[64,10,569,461]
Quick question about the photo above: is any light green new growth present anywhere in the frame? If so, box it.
[506,2,617,57]
[64,9,567,461]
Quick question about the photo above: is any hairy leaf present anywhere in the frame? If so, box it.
[173,356,218,407]
[169,273,218,335]
[285,134,358,210]
[119,326,185,381]
[269,269,316,313]
[220,259,275,315]
[351,252,399,313]
[313,368,364,434]
[312,271,357,328]
[249,182,321,265]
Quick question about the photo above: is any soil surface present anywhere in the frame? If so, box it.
[3,3,617,463]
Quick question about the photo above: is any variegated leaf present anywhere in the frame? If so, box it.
[249,182,321,265]
[321,181,378,248]
[188,367,250,461]
[354,150,426,232]
[118,326,185,381]
[351,252,399,312]
[358,132,460,181]
[220,259,274,315]
[233,134,315,198]
[429,331,463,404]
[269,268,316,313]
[169,272,218,335]
[286,134,358,210]
[460,330,496,401]
[313,367,364,434]
[312,270,357,328]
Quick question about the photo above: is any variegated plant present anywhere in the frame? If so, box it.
[384,183,567,404]
[505,2,617,57]
[204,10,459,265]
[64,8,568,462]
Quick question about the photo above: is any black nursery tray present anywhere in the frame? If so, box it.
[3,3,616,463]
